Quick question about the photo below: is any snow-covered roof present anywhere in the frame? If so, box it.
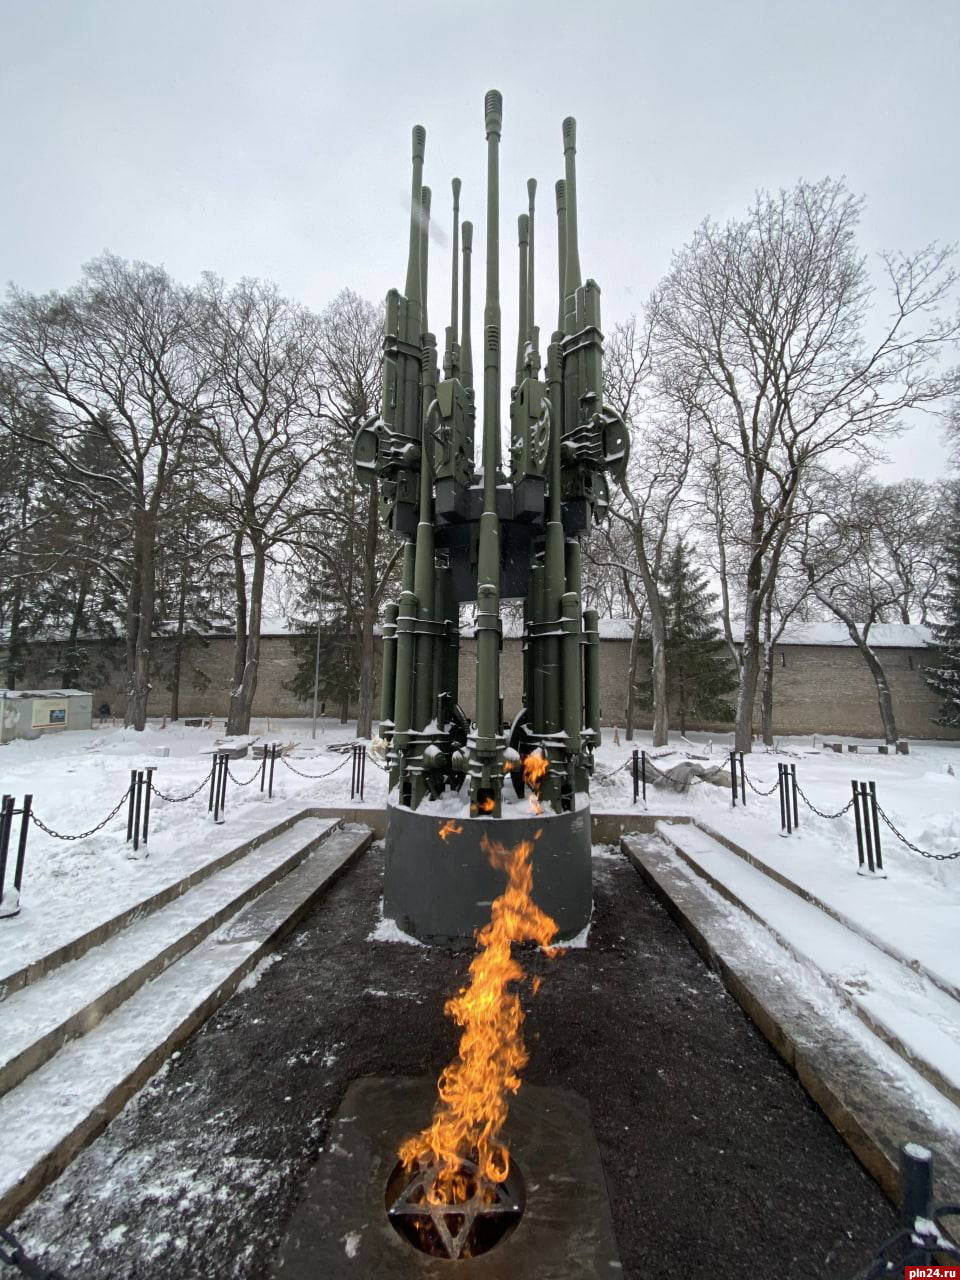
[494,618,935,647]
[771,622,934,649]
[0,688,90,698]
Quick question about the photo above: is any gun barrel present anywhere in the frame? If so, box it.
[450,178,461,341]
[515,212,529,385]
[527,178,537,348]
[405,126,425,308]
[482,89,502,507]
[555,178,566,335]
[562,117,582,333]
[461,219,473,394]
[420,185,431,334]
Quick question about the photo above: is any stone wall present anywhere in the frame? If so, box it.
[12,631,954,739]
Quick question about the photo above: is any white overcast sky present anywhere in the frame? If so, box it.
[2,0,957,479]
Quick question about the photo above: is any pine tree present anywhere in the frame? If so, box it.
[925,485,960,726]
[661,539,737,735]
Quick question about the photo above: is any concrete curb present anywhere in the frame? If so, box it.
[0,806,326,1000]
[693,818,960,1005]
[622,832,960,1220]
[0,825,373,1228]
[0,818,340,1097]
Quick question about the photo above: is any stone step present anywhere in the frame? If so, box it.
[0,825,372,1228]
[0,804,327,1000]
[692,818,960,1004]
[0,816,340,1099]
[652,820,960,1110]
[623,831,960,1217]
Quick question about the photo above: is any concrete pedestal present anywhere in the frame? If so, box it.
[383,802,592,945]
[271,1076,622,1278]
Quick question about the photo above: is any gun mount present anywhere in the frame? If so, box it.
[354,91,628,942]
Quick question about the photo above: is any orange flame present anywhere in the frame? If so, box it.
[529,795,543,816]
[471,795,496,815]
[398,835,558,1203]
[522,751,549,792]
[438,819,464,842]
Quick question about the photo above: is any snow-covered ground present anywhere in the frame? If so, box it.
[593,729,960,995]
[0,717,382,982]
[2,719,958,995]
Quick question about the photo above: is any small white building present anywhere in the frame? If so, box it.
[0,689,94,744]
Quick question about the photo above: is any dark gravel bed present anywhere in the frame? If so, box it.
[14,841,896,1279]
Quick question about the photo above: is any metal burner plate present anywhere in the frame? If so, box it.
[270,1076,622,1278]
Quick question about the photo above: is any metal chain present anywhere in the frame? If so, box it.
[150,767,215,804]
[279,754,351,781]
[29,788,132,842]
[0,1226,66,1278]
[850,1207,960,1278]
[227,762,262,787]
[875,802,960,862]
[795,783,854,821]
[744,771,780,797]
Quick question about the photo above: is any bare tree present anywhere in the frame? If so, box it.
[197,276,328,735]
[314,289,390,737]
[602,316,695,746]
[0,255,209,727]
[653,178,959,749]
[798,470,944,743]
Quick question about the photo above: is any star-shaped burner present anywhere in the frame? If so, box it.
[386,1154,524,1260]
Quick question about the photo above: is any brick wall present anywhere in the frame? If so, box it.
[13,631,955,739]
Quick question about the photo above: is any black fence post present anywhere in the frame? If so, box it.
[260,748,267,792]
[0,794,12,909]
[899,1143,933,1237]
[778,764,787,833]
[142,769,154,846]
[13,794,31,892]
[351,744,358,800]
[631,748,639,805]
[868,780,883,872]
[852,780,866,870]
[739,751,746,806]
[208,757,217,812]
[269,744,277,799]
[216,753,228,821]
[127,769,137,841]
[641,750,647,804]
[360,744,366,800]
[132,770,144,853]
[729,751,738,807]
[790,764,799,830]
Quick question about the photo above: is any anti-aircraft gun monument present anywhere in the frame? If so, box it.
[354,90,628,943]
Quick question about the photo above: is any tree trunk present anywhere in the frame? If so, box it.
[634,549,668,746]
[735,537,765,751]
[228,530,247,719]
[625,615,642,742]
[128,510,156,731]
[227,543,265,735]
[63,579,89,687]
[760,595,775,746]
[830,610,900,744]
[356,483,379,739]
[124,521,143,727]
[170,557,188,721]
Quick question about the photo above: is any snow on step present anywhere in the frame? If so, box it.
[0,799,325,998]
[0,825,372,1226]
[655,820,960,1108]
[0,817,338,1097]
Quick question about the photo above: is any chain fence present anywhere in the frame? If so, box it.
[28,788,132,842]
[150,767,214,804]
[279,754,351,781]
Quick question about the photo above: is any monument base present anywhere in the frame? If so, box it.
[383,800,592,945]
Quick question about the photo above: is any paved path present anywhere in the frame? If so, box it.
[12,844,896,1279]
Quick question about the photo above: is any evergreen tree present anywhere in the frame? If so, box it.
[925,485,960,726]
[661,539,737,735]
